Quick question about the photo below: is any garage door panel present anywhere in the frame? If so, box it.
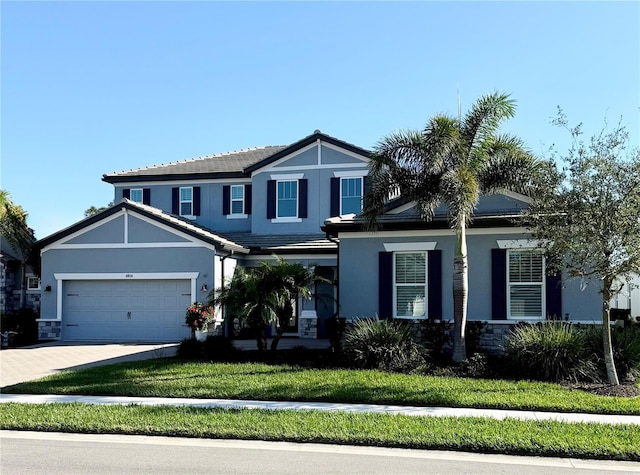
[62,279,193,341]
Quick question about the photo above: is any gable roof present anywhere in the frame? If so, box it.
[35,200,249,254]
[102,131,371,184]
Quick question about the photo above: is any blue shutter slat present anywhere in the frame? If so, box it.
[428,250,442,320]
[267,180,276,219]
[123,189,130,200]
[491,248,507,320]
[546,273,562,319]
[244,184,252,215]
[142,188,151,205]
[222,185,230,215]
[378,252,393,319]
[172,188,179,214]
[193,187,201,216]
[298,179,308,218]
[330,177,340,217]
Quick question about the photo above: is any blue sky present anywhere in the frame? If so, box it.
[2,1,638,239]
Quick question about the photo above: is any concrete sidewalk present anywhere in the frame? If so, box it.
[2,394,639,426]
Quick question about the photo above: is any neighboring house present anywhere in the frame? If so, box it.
[35,131,370,341]
[0,235,40,314]
[322,193,608,353]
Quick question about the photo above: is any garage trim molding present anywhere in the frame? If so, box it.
[53,272,199,320]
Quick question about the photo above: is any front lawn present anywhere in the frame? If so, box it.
[1,403,638,461]
[3,359,639,415]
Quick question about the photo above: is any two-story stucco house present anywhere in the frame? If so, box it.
[35,131,370,341]
[35,130,616,345]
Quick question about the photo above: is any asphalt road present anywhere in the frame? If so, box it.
[2,431,638,475]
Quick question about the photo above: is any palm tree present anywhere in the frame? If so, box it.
[210,256,317,352]
[364,92,538,362]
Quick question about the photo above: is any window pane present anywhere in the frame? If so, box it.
[180,188,192,201]
[510,285,543,318]
[396,286,426,317]
[231,186,244,200]
[277,181,297,218]
[130,189,143,203]
[231,201,244,214]
[341,178,362,214]
[509,250,543,283]
[180,202,192,216]
[395,253,426,284]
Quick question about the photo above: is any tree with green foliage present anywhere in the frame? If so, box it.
[0,190,38,308]
[525,111,640,385]
[363,91,539,362]
[210,256,318,351]
[84,203,113,217]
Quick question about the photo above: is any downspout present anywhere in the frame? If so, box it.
[325,232,340,318]
[217,248,234,337]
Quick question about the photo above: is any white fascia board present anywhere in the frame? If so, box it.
[338,227,528,239]
[387,201,416,215]
[112,178,251,187]
[254,143,317,175]
[503,191,533,204]
[333,170,368,178]
[269,173,305,180]
[383,242,437,252]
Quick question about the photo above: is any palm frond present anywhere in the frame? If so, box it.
[478,133,538,195]
[461,91,515,164]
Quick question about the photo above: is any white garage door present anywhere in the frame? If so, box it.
[63,280,193,341]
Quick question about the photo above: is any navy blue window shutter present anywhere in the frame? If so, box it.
[362,175,370,211]
[491,249,507,320]
[222,185,230,215]
[267,180,276,219]
[122,189,130,200]
[546,273,562,319]
[193,187,201,216]
[142,188,151,205]
[298,179,308,218]
[378,252,393,319]
[330,177,340,217]
[428,250,442,320]
[244,184,252,215]
[171,188,179,214]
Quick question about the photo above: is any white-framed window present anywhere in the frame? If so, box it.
[277,180,298,218]
[180,187,193,216]
[129,188,143,203]
[230,185,245,215]
[507,249,545,319]
[27,276,41,291]
[341,177,363,214]
[394,252,428,319]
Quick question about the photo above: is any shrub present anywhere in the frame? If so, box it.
[418,319,450,360]
[202,335,239,362]
[582,324,640,381]
[342,318,427,372]
[176,338,203,360]
[505,322,599,383]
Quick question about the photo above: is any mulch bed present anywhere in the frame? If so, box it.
[568,382,640,398]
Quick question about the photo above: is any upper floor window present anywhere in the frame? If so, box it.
[180,187,193,216]
[507,249,545,319]
[341,177,363,215]
[129,189,143,203]
[230,185,245,215]
[172,186,200,218]
[394,252,427,319]
[122,188,150,205]
[330,173,366,217]
[277,180,298,218]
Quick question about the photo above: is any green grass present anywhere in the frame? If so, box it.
[1,402,638,461]
[4,359,639,415]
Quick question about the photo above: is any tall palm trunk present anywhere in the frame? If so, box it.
[602,280,619,385]
[451,222,468,363]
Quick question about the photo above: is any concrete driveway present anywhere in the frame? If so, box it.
[0,341,178,388]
